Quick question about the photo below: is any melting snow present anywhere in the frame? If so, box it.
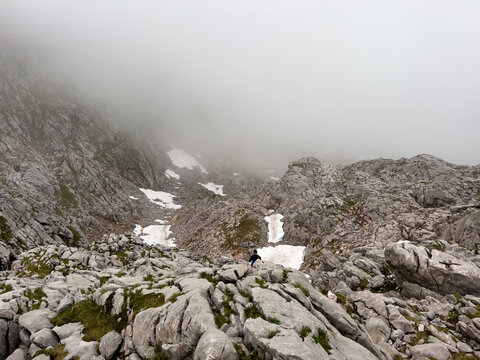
[199,182,226,196]
[257,245,306,270]
[139,188,182,209]
[167,148,208,174]
[134,221,175,247]
[129,196,138,200]
[265,213,284,243]
[165,169,180,180]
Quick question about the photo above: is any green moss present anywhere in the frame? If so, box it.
[0,216,12,242]
[282,269,291,282]
[143,274,154,282]
[200,272,218,285]
[24,287,47,310]
[99,276,110,286]
[268,330,280,339]
[149,344,169,360]
[0,283,13,294]
[66,226,81,247]
[267,317,280,325]
[116,271,126,277]
[214,311,229,328]
[51,299,125,341]
[234,343,261,360]
[244,304,264,319]
[255,278,268,289]
[168,293,181,303]
[359,278,369,290]
[129,289,165,317]
[313,329,332,354]
[299,325,311,340]
[294,283,310,297]
[240,291,253,302]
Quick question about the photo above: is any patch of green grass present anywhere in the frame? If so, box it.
[268,330,280,339]
[282,269,291,282]
[451,353,477,360]
[115,250,130,265]
[66,226,81,247]
[222,214,262,250]
[359,278,369,290]
[294,283,310,297]
[57,183,78,209]
[234,343,261,360]
[24,287,47,309]
[255,278,268,289]
[99,276,110,285]
[168,293,181,303]
[299,325,311,340]
[143,274,154,282]
[240,291,253,302]
[214,311,229,328]
[244,304,264,319]
[150,344,169,360]
[35,344,69,360]
[267,317,280,325]
[0,216,12,243]
[200,272,218,285]
[51,299,125,342]
[410,330,430,346]
[0,283,13,294]
[313,329,332,354]
[21,257,53,279]
[129,289,165,317]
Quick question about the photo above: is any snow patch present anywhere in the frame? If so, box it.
[134,222,175,247]
[167,148,208,174]
[257,245,306,270]
[265,213,284,243]
[165,169,180,180]
[139,188,182,209]
[129,196,138,200]
[199,182,226,196]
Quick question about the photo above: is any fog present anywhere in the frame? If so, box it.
[2,1,479,169]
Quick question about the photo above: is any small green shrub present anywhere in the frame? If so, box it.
[299,325,311,340]
[244,304,263,319]
[0,283,13,294]
[200,272,218,285]
[268,330,280,339]
[267,317,280,325]
[313,329,331,354]
[294,283,310,297]
[255,278,268,289]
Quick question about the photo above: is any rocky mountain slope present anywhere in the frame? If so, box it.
[1,235,480,360]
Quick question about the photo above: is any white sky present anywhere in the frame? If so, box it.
[1,1,479,166]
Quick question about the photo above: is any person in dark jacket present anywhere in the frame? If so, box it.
[249,249,261,267]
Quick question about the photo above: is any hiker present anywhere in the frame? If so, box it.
[249,249,261,267]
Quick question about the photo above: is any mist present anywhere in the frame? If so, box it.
[2,0,479,169]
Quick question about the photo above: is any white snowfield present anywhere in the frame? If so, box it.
[167,148,208,174]
[134,221,175,247]
[265,213,284,243]
[257,211,306,269]
[139,188,182,209]
[257,245,306,270]
[165,169,180,180]
[199,182,226,196]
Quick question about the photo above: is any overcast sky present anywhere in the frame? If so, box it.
[2,1,479,168]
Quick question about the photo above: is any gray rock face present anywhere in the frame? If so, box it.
[5,349,26,360]
[193,328,238,360]
[18,309,54,334]
[385,242,480,296]
[31,328,59,349]
[410,343,450,360]
[99,330,123,360]
[132,307,163,358]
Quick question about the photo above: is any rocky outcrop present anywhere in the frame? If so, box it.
[385,242,480,296]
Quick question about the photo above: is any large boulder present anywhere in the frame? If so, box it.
[385,242,480,296]
[18,309,55,334]
[193,328,238,360]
